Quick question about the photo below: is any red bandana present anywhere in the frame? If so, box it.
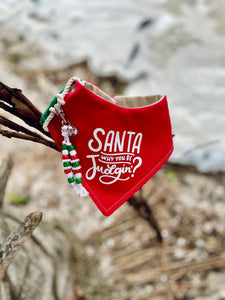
[43,79,173,216]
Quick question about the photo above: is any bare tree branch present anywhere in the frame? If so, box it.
[0,82,50,137]
[0,128,57,151]
[0,115,56,148]
[0,211,42,279]
[0,101,19,117]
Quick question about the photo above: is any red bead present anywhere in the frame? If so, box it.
[62,154,70,160]
[64,168,72,174]
[73,167,81,173]
[70,155,78,161]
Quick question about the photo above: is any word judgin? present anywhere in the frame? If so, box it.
[86,128,143,184]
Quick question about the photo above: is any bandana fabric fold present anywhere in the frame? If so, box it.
[41,77,174,216]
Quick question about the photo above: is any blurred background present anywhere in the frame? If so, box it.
[0,0,225,299]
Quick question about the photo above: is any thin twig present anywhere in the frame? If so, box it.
[0,82,50,137]
[0,128,57,151]
[9,87,42,120]
[0,156,13,208]
[125,252,225,285]
[0,101,19,117]
[0,115,55,146]
[128,193,162,243]
[0,82,41,121]
[0,211,42,279]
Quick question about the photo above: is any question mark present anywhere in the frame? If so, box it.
[131,157,142,177]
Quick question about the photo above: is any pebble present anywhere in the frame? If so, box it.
[161,229,169,238]
[170,216,181,228]
[176,237,187,247]
[160,274,168,283]
[203,221,214,234]
[106,238,115,247]
[196,238,204,248]
[174,248,185,260]
[145,284,153,293]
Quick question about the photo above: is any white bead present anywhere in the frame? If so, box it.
[70,150,77,156]
[72,166,81,171]
[62,159,70,163]
[75,173,82,178]
[64,166,71,170]
[62,150,68,155]
[71,159,79,163]
[61,125,69,137]
[66,172,74,178]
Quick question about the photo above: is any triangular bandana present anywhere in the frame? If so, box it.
[41,77,174,216]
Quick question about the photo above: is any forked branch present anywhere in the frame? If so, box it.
[0,82,57,150]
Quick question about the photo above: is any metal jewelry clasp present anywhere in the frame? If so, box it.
[55,107,79,136]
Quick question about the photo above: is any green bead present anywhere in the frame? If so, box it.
[72,161,80,168]
[62,144,67,150]
[68,144,75,151]
[68,177,75,184]
[76,178,82,184]
[63,161,70,168]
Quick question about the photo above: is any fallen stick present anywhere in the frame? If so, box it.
[0,211,42,279]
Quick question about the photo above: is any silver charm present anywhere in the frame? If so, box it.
[68,125,78,136]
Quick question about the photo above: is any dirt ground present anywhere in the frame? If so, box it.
[0,67,225,300]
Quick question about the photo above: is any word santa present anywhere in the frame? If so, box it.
[88,128,143,154]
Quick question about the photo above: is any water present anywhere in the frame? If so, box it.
[0,0,225,172]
